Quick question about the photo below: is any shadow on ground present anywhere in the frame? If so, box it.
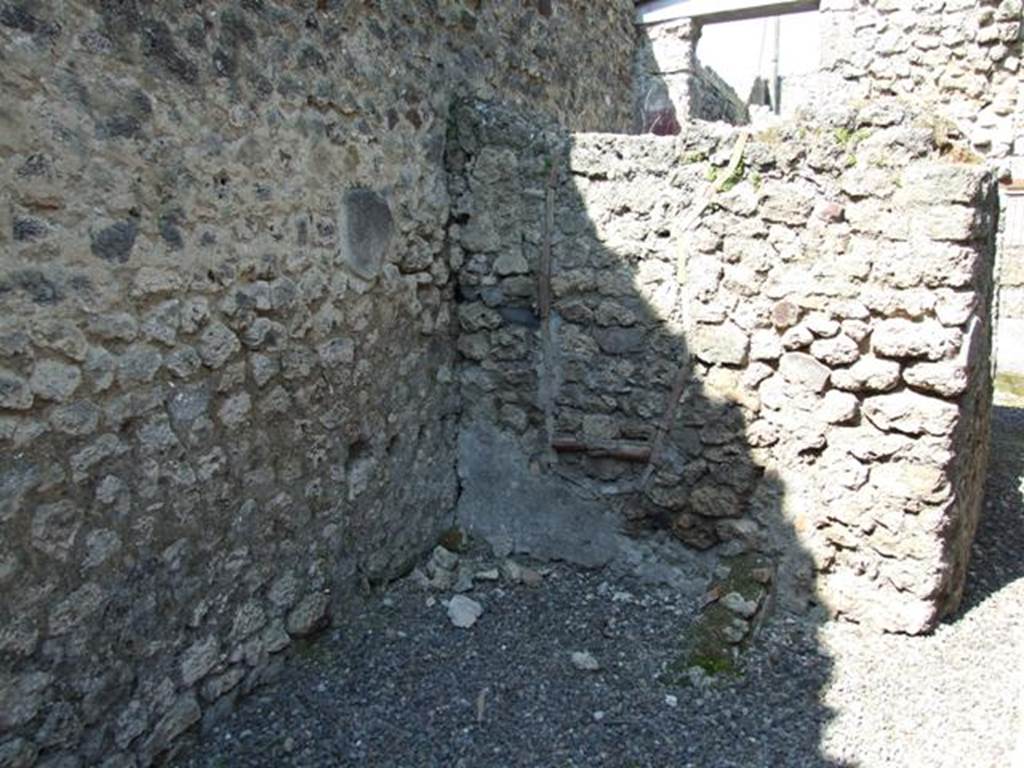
[174,549,843,768]
[958,403,1024,616]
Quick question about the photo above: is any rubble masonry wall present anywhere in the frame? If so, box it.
[451,99,996,637]
[0,2,637,765]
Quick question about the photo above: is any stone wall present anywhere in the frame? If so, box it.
[451,99,996,636]
[997,189,1024,375]
[818,0,1022,372]
[636,0,1022,371]
[635,20,749,133]
[695,63,751,126]
[819,0,1022,170]
[0,2,636,765]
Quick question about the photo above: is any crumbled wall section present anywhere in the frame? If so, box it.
[452,100,996,636]
[0,1,636,765]
[694,63,751,126]
[635,20,748,133]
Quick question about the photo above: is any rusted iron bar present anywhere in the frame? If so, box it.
[551,436,652,462]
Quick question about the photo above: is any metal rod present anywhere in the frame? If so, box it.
[772,16,781,114]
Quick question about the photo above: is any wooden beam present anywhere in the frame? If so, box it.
[636,0,820,26]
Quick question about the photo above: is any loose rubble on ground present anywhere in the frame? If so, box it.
[177,402,1024,768]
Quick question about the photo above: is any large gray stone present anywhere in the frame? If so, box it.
[873,319,961,361]
[29,360,81,402]
[198,323,240,369]
[691,321,749,366]
[903,360,969,397]
[180,636,220,686]
[0,367,32,410]
[286,592,329,637]
[141,694,200,762]
[779,352,830,393]
[862,391,959,436]
[31,501,81,562]
[338,188,393,280]
[830,356,902,392]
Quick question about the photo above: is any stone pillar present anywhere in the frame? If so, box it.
[634,19,700,135]
[996,187,1024,376]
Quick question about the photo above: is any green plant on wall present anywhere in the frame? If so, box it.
[718,157,745,192]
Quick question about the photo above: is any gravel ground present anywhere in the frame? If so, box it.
[817,410,1024,767]
[175,406,1024,768]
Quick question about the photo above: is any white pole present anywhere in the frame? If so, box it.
[772,16,781,114]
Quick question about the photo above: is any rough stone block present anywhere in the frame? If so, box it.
[811,334,861,366]
[338,188,393,280]
[779,352,831,392]
[897,163,989,204]
[691,321,748,366]
[903,360,970,397]
[0,367,32,410]
[286,592,329,637]
[29,360,81,402]
[872,318,962,361]
[862,390,959,436]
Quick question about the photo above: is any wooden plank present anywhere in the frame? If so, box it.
[636,0,820,26]
[538,164,557,320]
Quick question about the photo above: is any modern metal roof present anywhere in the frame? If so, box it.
[635,0,820,25]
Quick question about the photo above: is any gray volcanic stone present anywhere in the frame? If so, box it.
[29,360,81,402]
[810,335,860,366]
[117,344,163,385]
[339,188,393,280]
[863,391,959,436]
[831,356,902,392]
[90,220,138,263]
[286,593,329,637]
[447,595,484,628]
[30,501,81,562]
[141,694,200,762]
[903,360,969,397]
[0,367,32,409]
[779,352,831,393]
[181,636,220,686]
[49,402,101,436]
[689,483,741,518]
[198,323,241,369]
[691,322,748,366]
[872,319,961,361]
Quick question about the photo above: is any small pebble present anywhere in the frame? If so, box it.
[521,568,543,587]
[571,651,601,672]
[447,595,484,628]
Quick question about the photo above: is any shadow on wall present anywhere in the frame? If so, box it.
[446,101,844,766]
